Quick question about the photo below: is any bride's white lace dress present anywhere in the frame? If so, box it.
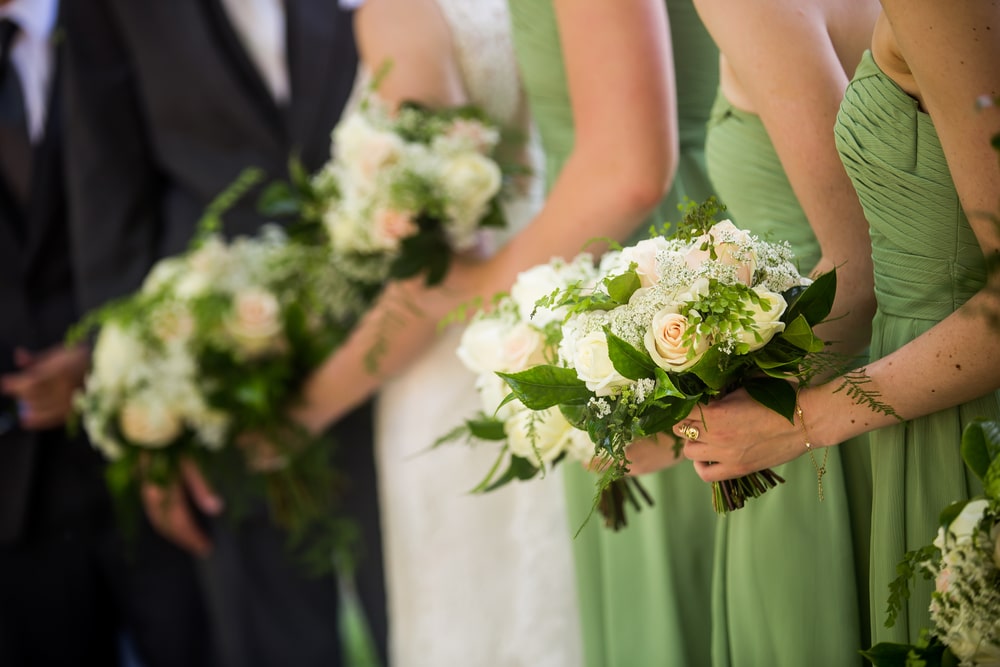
[371,1,583,666]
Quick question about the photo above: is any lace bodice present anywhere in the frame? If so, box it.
[434,0,523,128]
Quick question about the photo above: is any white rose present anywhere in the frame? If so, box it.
[619,236,673,288]
[91,323,147,392]
[573,330,632,397]
[226,289,284,357]
[334,112,406,181]
[937,499,990,549]
[149,302,195,345]
[141,257,185,294]
[177,237,230,298]
[119,396,184,448]
[735,287,787,352]
[440,152,502,233]
[476,373,521,421]
[510,263,565,327]
[457,318,513,374]
[565,426,595,464]
[684,219,757,285]
[505,406,574,466]
[501,322,547,372]
[644,307,711,372]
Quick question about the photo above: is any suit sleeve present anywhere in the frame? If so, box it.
[62,0,164,312]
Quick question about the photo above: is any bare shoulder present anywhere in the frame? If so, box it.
[354,0,465,108]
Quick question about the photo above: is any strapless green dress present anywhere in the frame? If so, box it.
[706,91,874,666]
[509,1,719,664]
[835,51,997,645]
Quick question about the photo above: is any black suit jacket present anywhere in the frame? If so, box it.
[0,53,104,544]
[64,0,358,310]
[62,6,387,662]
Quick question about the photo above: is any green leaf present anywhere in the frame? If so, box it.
[638,397,700,435]
[652,367,688,400]
[859,642,917,666]
[938,499,970,531]
[605,328,656,381]
[606,270,641,304]
[780,314,825,353]
[744,377,797,423]
[257,181,302,218]
[784,269,837,326]
[961,420,1000,488]
[688,345,741,391]
[496,365,592,410]
[481,455,540,492]
[467,417,507,441]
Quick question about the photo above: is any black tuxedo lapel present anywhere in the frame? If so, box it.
[200,0,286,140]
[286,0,357,168]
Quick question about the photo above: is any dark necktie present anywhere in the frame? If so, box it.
[0,18,33,211]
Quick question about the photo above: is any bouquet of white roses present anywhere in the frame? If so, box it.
[73,220,366,548]
[442,254,600,493]
[261,90,510,289]
[495,201,837,525]
[864,421,1000,667]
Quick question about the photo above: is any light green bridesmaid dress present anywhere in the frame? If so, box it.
[508,2,720,664]
[706,92,874,666]
[835,51,997,645]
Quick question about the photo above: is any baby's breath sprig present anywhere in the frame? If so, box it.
[670,196,727,242]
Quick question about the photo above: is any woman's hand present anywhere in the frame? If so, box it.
[624,433,688,476]
[677,389,815,483]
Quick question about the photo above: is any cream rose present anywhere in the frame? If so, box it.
[335,113,405,181]
[501,322,547,372]
[935,499,990,550]
[505,406,574,466]
[119,397,184,448]
[684,219,757,285]
[457,318,512,374]
[735,288,787,352]
[227,289,284,357]
[619,237,673,288]
[91,323,146,391]
[371,207,418,251]
[644,307,710,372]
[475,374,521,421]
[440,153,502,217]
[573,330,632,397]
[510,264,565,327]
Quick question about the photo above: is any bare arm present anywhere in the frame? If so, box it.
[684,1,1000,482]
[697,0,878,357]
[295,0,679,433]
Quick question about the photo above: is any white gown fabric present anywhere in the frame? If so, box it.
[371,2,583,666]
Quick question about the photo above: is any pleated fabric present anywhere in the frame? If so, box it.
[834,50,996,645]
[706,90,874,667]
[508,1,720,665]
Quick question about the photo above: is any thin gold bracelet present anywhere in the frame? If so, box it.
[795,399,828,502]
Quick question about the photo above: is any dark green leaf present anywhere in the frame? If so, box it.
[784,269,837,326]
[496,365,592,410]
[688,345,740,391]
[780,314,825,353]
[467,418,507,441]
[606,270,641,304]
[638,397,700,435]
[744,377,797,423]
[653,367,688,400]
[961,420,1000,487]
[605,328,656,381]
[257,181,302,218]
[938,499,970,531]
[482,455,540,492]
[859,642,917,666]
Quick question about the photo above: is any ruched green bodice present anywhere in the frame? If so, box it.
[835,50,996,645]
[508,1,719,664]
[706,90,873,666]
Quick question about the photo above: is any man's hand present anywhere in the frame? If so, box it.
[0,345,90,430]
[141,458,224,557]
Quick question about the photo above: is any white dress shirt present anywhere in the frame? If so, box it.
[219,0,290,104]
[0,0,58,142]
